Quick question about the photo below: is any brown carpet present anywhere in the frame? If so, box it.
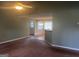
[0,36,79,57]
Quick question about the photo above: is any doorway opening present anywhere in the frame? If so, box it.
[30,16,53,40]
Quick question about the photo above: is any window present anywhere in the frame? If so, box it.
[30,21,34,28]
[44,21,53,31]
[38,21,43,30]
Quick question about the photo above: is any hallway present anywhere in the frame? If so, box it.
[0,36,79,57]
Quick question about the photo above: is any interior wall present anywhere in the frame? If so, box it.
[0,7,30,43]
[50,8,79,49]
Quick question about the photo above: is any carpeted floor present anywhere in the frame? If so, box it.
[0,36,79,57]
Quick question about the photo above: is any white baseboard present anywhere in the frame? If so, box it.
[0,36,30,45]
[47,41,79,51]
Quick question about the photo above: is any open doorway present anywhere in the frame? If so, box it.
[30,16,53,40]
[35,20,45,40]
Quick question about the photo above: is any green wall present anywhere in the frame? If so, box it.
[0,7,30,43]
